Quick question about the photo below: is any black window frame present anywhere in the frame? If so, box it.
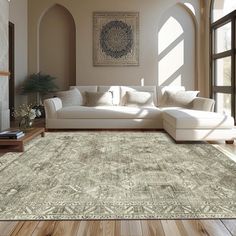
[210,2,236,123]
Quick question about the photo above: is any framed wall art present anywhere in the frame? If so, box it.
[93,12,139,66]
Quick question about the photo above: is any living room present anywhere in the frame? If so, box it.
[0,0,235,235]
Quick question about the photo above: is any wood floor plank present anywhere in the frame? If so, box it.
[181,220,210,236]
[141,220,165,236]
[129,220,142,236]
[199,220,232,236]
[101,221,116,236]
[115,221,121,236]
[50,221,81,236]
[11,221,38,236]
[31,221,57,236]
[9,222,24,236]
[161,220,183,236]
[120,221,131,236]
[76,221,89,236]
[221,220,236,236]
[87,221,103,236]
[0,222,19,236]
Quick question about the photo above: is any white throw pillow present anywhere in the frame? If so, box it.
[56,88,83,107]
[124,91,155,107]
[85,92,113,106]
[161,90,200,108]
[158,86,185,106]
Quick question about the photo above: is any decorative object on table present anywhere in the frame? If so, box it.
[0,132,235,220]
[21,72,58,118]
[93,12,139,66]
[14,104,41,131]
[0,130,25,139]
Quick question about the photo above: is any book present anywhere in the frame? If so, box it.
[0,133,25,139]
[0,130,24,137]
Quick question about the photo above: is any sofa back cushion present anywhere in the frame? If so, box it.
[120,86,157,106]
[85,92,113,106]
[161,90,200,108]
[124,91,155,107]
[56,88,83,107]
[70,86,97,105]
[98,86,121,105]
[157,86,185,106]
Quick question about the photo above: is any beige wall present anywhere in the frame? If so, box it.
[9,0,28,107]
[39,4,76,91]
[28,0,206,93]
[0,0,10,130]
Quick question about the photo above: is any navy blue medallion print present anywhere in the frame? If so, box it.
[100,20,133,58]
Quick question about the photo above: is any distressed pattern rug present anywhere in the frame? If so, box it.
[0,132,235,220]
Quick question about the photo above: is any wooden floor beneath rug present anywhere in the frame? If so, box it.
[0,120,235,236]
[0,220,236,236]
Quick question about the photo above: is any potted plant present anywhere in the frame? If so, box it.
[21,72,58,117]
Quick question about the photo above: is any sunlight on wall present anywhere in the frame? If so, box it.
[158,17,183,54]
[157,4,196,90]
[158,39,184,86]
[158,16,184,86]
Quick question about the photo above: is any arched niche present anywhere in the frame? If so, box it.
[157,4,197,90]
[39,4,76,90]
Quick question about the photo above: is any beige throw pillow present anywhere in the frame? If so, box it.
[56,88,83,107]
[124,91,155,107]
[161,90,199,108]
[85,92,113,106]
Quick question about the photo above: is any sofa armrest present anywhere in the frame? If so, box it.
[192,97,215,112]
[44,98,62,119]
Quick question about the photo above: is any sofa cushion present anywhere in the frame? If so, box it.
[70,86,97,105]
[124,91,155,107]
[85,92,113,106]
[57,106,162,119]
[120,86,157,106]
[157,86,185,106]
[98,86,121,105]
[163,109,234,129]
[56,88,83,107]
[161,90,199,108]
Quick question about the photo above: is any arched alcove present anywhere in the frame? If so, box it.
[157,4,196,90]
[39,4,76,90]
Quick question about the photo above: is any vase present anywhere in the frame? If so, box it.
[19,117,34,131]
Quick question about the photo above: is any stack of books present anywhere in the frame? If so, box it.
[0,130,25,139]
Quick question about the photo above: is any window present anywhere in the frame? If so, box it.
[210,0,236,123]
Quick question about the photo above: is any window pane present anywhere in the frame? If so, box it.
[215,22,231,53]
[213,0,236,22]
[215,57,231,86]
[216,93,231,116]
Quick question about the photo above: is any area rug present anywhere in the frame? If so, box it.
[0,132,235,220]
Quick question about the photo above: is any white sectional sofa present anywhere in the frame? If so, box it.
[44,86,235,142]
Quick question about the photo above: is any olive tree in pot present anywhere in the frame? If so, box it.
[21,72,58,118]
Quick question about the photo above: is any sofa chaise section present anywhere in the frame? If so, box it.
[163,109,235,142]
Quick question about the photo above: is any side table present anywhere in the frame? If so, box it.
[0,128,45,152]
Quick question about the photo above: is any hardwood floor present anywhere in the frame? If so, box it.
[0,220,235,236]
[0,121,235,236]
